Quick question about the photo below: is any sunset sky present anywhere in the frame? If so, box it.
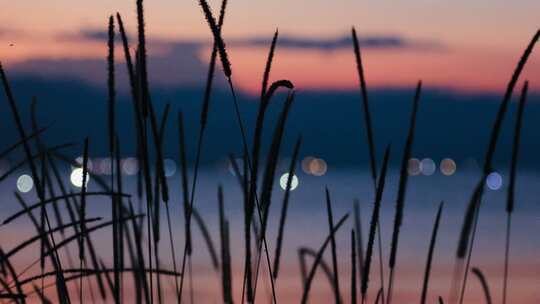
[1,2,540,303]
[1,0,539,93]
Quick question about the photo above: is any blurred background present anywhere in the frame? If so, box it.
[0,0,539,303]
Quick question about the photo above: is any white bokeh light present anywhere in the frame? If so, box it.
[279,173,299,191]
[70,168,90,188]
[17,174,34,193]
[420,158,436,176]
[486,172,503,190]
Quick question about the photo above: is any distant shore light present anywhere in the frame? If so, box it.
[280,173,299,191]
[70,168,90,188]
[309,158,327,176]
[301,156,315,174]
[407,158,421,176]
[486,172,503,190]
[17,174,34,193]
[420,158,436,176]
[440,158,457,176]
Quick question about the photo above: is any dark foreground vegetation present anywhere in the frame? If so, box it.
[0,0,538,303]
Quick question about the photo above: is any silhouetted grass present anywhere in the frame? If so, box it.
[387,81,422,303]
[300,214,349,304]
[353,199,364,286]
[325,188,343,304]
[471,268,492,304]
[420,202,444,304]
[361,145,391,303]
[272,136,301,279]
[351,229,358,304]
[0,4,537,304]
[456,29,539,304]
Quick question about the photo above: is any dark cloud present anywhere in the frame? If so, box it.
[10,41,219,90]
[229,34,444,51]
[61,28,444,51]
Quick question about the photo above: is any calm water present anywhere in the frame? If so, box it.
[1,167,539,303]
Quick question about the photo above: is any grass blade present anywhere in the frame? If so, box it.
[471,268,492,304]
[387,81,422,303]
[272,136,301,279]
[420,202,444,304]
[351,230,357,304]
[300,214,349,304]
[503,81,528,304]
[325,188,342,304]
[361,145,391,303]
[351,27,377,188]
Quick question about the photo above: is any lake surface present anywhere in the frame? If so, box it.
[1,167,539,303]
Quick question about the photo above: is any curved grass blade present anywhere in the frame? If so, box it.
[300,214,349,304]
[471,268,492,304]
[298,247,335,291]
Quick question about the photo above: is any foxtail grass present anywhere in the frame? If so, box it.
[387,80,422,303]
[456,30,539,304]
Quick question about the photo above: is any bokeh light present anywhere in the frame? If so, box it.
[17,174,34,193]
[407,158,421,176]
[309,158,327,176]
[420,158,436,176]
[70,168,90,188]
[440,158,457,176]
[486,172,503,190]
[301,156,315,174]
[279,173,299,191]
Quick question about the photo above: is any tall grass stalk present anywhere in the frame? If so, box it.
[420,202,444,304]
[387,81,422,304]
[197,1,283,298]
[272,136,301,279]
[351,28,387,303]
[361,145,391,304]
[325,188,342,303]
[503,81,528,304]
[456,29,539,304]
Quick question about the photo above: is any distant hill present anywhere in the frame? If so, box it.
[1,76,539,169]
